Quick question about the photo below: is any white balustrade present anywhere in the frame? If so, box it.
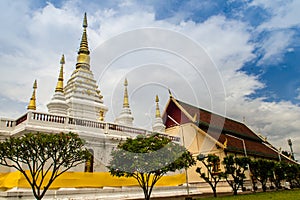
[0,111,180,142]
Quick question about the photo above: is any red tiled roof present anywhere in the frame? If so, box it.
[162,98,281,160]
[176,99,261,141]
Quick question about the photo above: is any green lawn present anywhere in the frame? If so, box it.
[196,189,300,200]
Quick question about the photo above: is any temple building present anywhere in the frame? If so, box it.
[0,13,296,199]
[162,97,297,182]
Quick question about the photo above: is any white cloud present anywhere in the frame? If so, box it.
[0,0,299,160]
[252,0,300,29]
[296,88,300,100]
[250,0,300,66]
[257,30,294,65]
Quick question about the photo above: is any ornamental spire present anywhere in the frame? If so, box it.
[152,95,165,132]
[79,13,89,55]
[123,78,129,108]
[155,95,161,118]
[47,55,68,115]
[76,13,90,69]
[115,78,134,126]
[27,80,37,110]
[55,54,65,93]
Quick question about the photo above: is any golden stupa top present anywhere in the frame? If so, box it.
[76,13,90,69]
[55,54,65,93]
[78,13,89,55]
[27,80,37,110]
[123,78,129,108]
[155,95,161,118]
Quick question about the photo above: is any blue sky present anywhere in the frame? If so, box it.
[35,0,300,104]
[0,0,299,159]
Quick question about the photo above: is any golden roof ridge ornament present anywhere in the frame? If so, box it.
[155,95,161,118]
[55,54,65,93]
[76,12,90,69]
[123,78,129,108]
[168,88,173,98]
[27,80,37,110]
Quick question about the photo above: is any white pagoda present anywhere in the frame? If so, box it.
[0,13,175,174]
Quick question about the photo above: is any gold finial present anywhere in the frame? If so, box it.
[123,78,129,108]
[76,13,90,69]
[27,80,37,110]
[33,79,37,89]
[168,88,173,98]
[83,12,88,28]
[55,54,64,93]
[60,54,65,65]
[155,95,161,118]
[78,13,90,55]
[223,138,228,148]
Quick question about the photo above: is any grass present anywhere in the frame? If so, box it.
[196,189,300,200]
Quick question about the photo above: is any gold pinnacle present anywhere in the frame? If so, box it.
[76,13,90,69]
[27,80,37,110]
[78,13,89,55]
[83,12,88,28]
[55,54,64,93]
[123,78,129,108]
[60,54,65,65]
[155,95,161,118]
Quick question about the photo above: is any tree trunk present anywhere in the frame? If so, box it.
[262,184,267,192]
[143,187,151,200]
[212,187,217,197]
[32,189,43,200]
[233,189,238,195]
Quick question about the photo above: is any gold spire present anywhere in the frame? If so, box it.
[79,12,89,55]
[83,12,88,28]
[55,54,65,93]
[76,12,90,69]
[123,78,129,108]
[155,95,161,118]
[27,80,37,110]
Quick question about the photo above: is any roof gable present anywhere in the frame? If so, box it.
[162,98,290,160]
[175,99,262,142]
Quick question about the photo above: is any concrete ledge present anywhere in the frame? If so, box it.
[0,186,202,200]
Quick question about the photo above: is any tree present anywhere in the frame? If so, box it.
[222,155,250,195]
[285,163,300,188]
[0,132,91,200]
[107,133,196,200]
[196,154,224,197]
[272,161,286,189]
[249,159,274,192]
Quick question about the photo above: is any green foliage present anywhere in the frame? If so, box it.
[249,159,274,192]
[196,154,224,197]
[285,163,300,187]
[222,155,250,195]
[0,132,91,200]
[272,161,286,189]
[107,133,195,200]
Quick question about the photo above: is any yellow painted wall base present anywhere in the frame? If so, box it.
[0,171,186,190]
